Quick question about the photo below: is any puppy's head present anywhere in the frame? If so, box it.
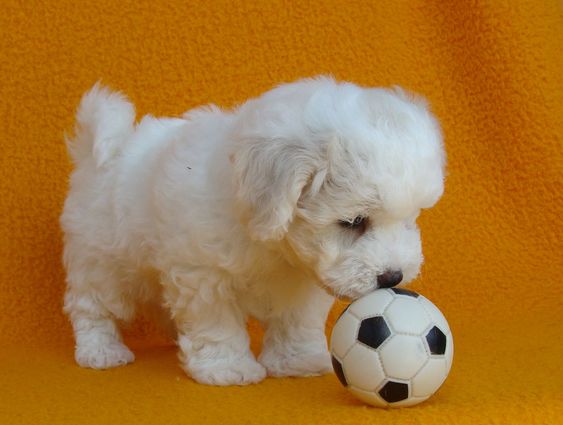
[232,77,445,300]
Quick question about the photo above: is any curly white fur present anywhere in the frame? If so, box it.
[61,77,445,385]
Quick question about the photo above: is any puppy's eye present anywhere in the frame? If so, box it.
[339,216,368,232]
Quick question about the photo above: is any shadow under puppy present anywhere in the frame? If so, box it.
[61,76,445,385]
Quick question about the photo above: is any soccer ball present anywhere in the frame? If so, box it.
[330,288,453,407]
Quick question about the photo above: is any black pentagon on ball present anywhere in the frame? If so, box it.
[426,326,447,355]
[379,380,410,403]
[331,355,347,387]
[357,316,391,350]
[390,287,420,298]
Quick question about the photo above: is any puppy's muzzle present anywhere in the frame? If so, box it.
[377,270,403,288]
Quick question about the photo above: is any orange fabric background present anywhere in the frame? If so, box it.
[1,1,562,424]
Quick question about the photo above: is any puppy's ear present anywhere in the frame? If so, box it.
[233,138,319,241]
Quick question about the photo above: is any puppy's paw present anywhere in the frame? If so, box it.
[259,348,333,378]
[188,357,267,386]
[75,342,135,369]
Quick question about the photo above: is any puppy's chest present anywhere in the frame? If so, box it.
[235,265,312,321]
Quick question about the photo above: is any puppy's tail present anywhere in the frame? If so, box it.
[66,82,135,167]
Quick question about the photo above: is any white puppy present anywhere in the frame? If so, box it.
[61,77,445,386]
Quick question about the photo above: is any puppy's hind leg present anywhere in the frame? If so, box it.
[63,265,135,369]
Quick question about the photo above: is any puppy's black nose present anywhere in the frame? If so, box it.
[377,270,403,288]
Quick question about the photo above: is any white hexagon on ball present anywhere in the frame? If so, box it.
[411,358,448,398]
[343,344,385,391]
[330,288,453,408]
[348,289,394,319]
[384,297,431,334]
[379,334,428,380]
[330,310,359,360]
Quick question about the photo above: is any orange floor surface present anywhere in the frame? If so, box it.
[1,1,562,424]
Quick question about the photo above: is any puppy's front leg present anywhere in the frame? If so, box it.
[259,285,334,377]
[163,270,266,386]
